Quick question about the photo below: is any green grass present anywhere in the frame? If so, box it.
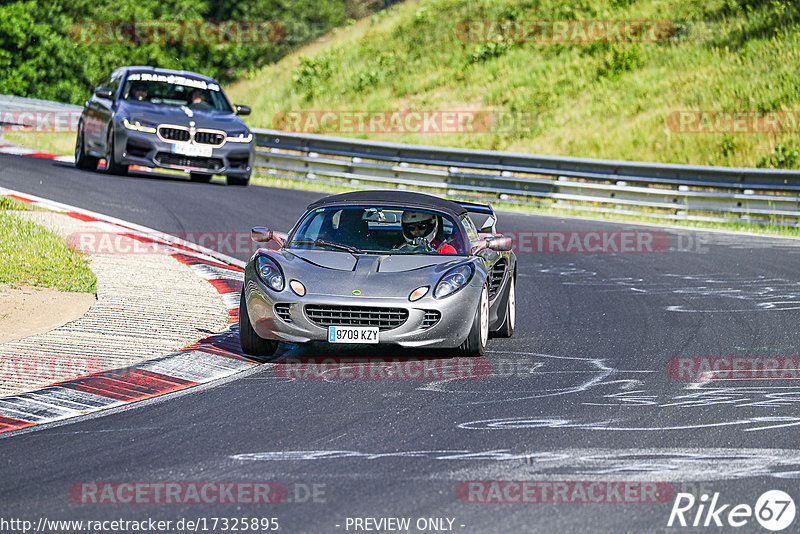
[0,196,97,293]
[227,0,800,169]
[1,131,75,156]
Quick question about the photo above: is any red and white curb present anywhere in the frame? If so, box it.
[0,187,257,435]
[0,140,75,163]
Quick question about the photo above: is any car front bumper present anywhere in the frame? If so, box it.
[242,275,483,350]
[116,128,254,177]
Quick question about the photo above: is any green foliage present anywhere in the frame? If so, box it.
[597,45,642,79]
[757,143,799,169]
[293,53,336,100]
[0,0,369,104]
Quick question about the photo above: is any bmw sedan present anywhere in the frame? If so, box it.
[74,66,255,185]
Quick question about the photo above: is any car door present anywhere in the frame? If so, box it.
[83,73,113,153]
[96,71,123,151]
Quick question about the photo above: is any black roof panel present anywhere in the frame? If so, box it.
[307,190,468,216]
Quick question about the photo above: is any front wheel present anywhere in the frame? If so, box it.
[239,291,278,357]
[493,275,516,338]
[101,128,127,175]
[74,122,99,170]
[459,284,489,356]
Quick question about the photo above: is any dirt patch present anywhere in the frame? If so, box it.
[0,284,95,343]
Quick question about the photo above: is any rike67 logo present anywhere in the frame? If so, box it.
[668,490,796,531]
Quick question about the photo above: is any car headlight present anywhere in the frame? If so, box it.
[256,255,284,291]
[434,264,474,299]
[122,118,157,133]
[226,130,253,143]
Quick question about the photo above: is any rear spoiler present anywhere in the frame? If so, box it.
[457,201,494,215]
[457,201,496,233]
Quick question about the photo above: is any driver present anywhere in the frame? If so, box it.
[400,211,456,254]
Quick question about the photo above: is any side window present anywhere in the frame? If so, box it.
[460,214,479,241]
[108,73,122,99]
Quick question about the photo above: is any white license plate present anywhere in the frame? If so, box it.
[328,326,379,344]
[171,143,212,157]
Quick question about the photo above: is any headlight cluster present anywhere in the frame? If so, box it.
[434,264,474,299]
[226,131,253,143]
[256,255,284,291]
[122,118,157,133]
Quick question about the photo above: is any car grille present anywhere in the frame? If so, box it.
[304,305,408,331]
[488,259,507,299]
[154,152,223,171]
[420,310,440,329]
[158,126,190,142]
[274,303,292,323]
[195,131,225,145]
[156,125,226,147]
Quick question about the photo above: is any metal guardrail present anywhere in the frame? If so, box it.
[253,128,800,222]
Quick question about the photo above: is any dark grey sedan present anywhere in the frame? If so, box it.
[239,190,517,357]
[74,66,255,185]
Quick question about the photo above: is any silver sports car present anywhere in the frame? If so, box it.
[239,191,516,356]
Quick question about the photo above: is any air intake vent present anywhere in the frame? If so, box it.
[305,305,408,331]
[489,260,507,299]
[274,303,292,323]
[420,310,440,329]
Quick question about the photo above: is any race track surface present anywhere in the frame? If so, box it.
[2,153,800,533]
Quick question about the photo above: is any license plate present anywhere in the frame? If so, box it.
[327,326,379,344]
[171,143,212,157]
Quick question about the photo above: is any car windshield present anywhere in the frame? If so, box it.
[121,72,232,112]
[287,206,467,255]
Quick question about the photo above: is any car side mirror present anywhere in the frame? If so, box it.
[251,227,287,246]
[94,88,114,100]
[236,104,251,116]
[470,235,512,254]
[487,235,512,251]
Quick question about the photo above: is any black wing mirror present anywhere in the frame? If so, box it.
[235,104,251,116]
[94,88,114,100]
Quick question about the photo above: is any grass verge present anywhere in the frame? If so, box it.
[0,196,97,293]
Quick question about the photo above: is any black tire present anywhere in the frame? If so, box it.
[190,172,213,183]
[459,284,489,356]
[493,274,516,338]
[101,127,127,175]
[239,291,278,357]
[226,172,250,186]
[74,122,99,170]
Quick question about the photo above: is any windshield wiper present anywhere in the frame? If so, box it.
[291,239,364,255]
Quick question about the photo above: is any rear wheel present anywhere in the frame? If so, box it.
[101,128,127,175]
[239,291,278,357]
[459,284,489,356]
[74,122,98,170]
[493,275,516,338]
[189,172,213,183]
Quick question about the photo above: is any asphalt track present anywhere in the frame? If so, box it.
[2,153,800,533]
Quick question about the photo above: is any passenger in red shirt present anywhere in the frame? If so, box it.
[400,211,457,254]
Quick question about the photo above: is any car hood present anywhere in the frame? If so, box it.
[271,249,470,298]
[118,101,247,131]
